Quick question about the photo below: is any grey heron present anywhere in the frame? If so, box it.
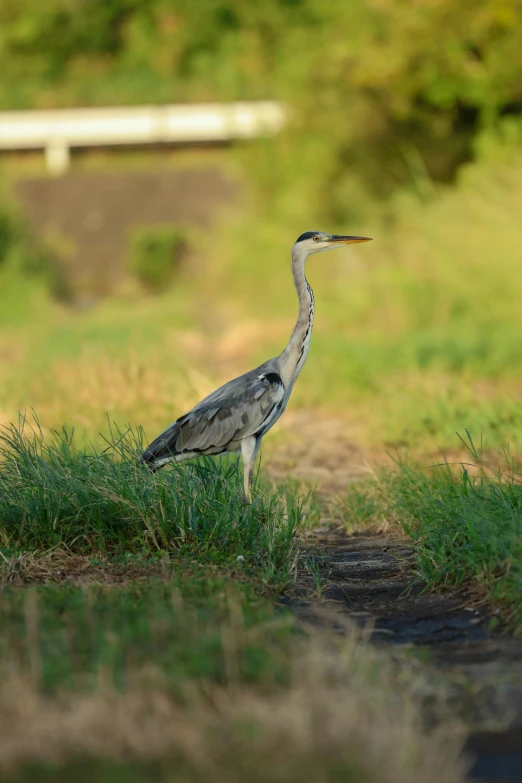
[142,231,372,501]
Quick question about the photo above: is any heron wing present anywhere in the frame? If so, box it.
[142,370,284,463]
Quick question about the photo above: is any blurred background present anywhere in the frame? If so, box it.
[1,0,522,461]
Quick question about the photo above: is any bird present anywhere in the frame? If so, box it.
[141,231,372,502]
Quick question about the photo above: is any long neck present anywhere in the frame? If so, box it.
[279,246,315,388]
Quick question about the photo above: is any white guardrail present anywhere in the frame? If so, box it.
[0,101,287,174]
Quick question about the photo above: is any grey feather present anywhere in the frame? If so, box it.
[142,361,285,466]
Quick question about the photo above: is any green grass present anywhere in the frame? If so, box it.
[0,573,294,695]
[344,434,522,633]
[0,416,300,585]
[4,757,372,783]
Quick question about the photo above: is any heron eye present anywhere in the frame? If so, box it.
[313,235,320,242]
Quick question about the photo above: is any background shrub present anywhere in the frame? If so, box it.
[127,225,185,292]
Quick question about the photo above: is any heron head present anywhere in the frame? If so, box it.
[294,231,372,257]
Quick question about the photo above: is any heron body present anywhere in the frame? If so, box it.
[142,231,372,501]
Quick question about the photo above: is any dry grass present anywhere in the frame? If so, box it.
[8,349,204,436]
[0,548,173,587]
[0,629,468,782]
[0,318,293,441]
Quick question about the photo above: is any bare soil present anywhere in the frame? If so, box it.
[264,409,385,495]
[0,550,173,587]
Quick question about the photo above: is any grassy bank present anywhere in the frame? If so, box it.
[344,435,522,634]
[0,420,467,783]
[0,416,299,584]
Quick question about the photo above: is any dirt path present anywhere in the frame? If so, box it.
[282,528,522,783]
[264,410,383,494]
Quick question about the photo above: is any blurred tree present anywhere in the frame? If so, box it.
[0,0,521,208]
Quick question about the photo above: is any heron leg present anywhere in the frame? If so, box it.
[241,436,262,504]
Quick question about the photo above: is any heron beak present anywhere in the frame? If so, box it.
[328,235,373,245]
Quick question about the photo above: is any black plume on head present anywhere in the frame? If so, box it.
[295,231,321,243]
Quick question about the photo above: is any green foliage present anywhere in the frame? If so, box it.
[1,0,522,209]
[0,203,19,266]
[0,191,71,303]
[0,194,37,271]
[36,228,76,302]
[0,416,300,584]
[127,225,185,292]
